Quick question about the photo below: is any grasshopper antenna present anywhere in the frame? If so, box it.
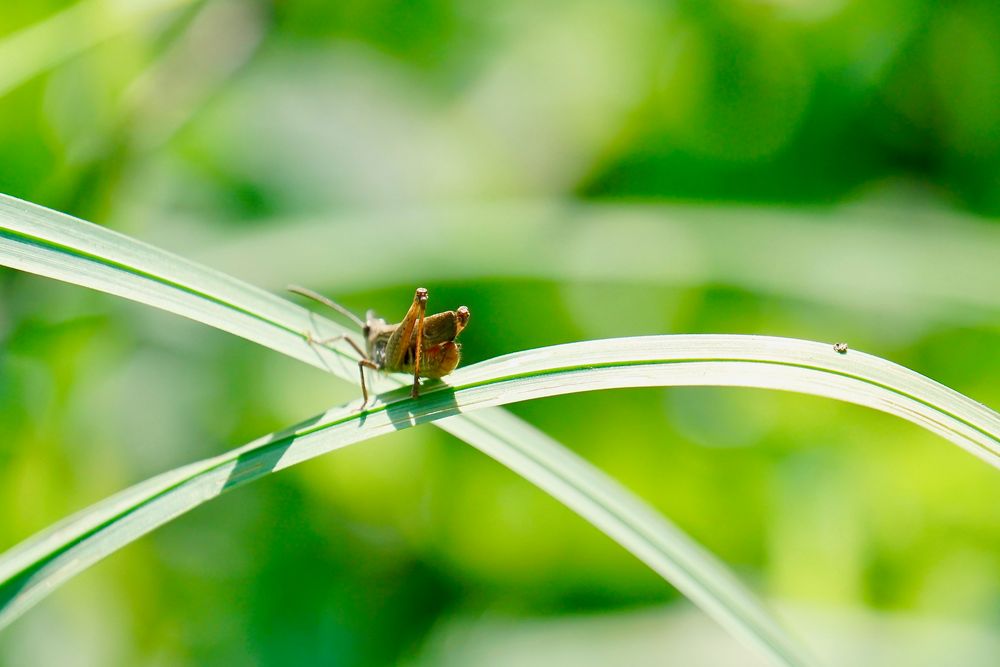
[288,284,366,330]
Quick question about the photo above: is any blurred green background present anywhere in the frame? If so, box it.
[1,0,999,665]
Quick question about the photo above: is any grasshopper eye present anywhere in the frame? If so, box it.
[363,324,370,337]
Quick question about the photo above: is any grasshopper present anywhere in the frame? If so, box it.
[289,285,470,408]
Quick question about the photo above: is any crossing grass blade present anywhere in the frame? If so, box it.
[3,193,998,664]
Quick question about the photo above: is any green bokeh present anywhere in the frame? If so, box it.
[1,1,998,665]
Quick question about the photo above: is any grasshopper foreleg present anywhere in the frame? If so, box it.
[411,290,427,398]
[302,331,367,359]
[358,358,380,409]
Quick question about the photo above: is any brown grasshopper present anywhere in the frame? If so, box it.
[289,285,470,407]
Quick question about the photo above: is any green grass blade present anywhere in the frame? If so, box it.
[5,193,997,664]
[2,334,998,658]
[3,346,843,664]
[447,336,1000,468]
[437,409,811,665]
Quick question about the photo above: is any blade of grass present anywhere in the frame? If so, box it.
[3,193,996,663]
[1,335,998,658]
[4,194,994,464]
[0,194,821,666]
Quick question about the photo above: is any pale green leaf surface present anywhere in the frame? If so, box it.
[3,194,998,664]
[0,194,817,665]
[1,334,998,660]
[180,201,1000,323]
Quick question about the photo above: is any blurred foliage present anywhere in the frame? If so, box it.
[1,0,999,665]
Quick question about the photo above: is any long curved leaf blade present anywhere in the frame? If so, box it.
[2,335,998,657]
[8,193,997,663]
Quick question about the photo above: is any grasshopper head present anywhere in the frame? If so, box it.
[364,310,391,365]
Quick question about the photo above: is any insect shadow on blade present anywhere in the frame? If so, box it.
[289,285,470,408]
